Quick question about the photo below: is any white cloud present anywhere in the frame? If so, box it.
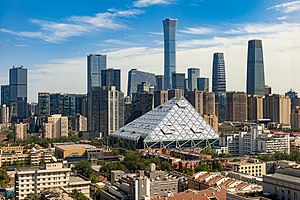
[277,16,289,20]
[179,27,215,35]
[0,9,142,43]
[268,1,300,13]
[134,0,172,7]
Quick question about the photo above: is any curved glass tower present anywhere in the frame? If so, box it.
[246,39,265,96]
[212,52,226,94]
[163,18,177,89]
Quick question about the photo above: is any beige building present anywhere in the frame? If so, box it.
[203,92,215,115]
[227,92,248,122]
[55,143,96,159]
[14,123,28,141]
[264,94,291,126]
[43,114,68,139]
[0,104,9,124]
[187,90,203,114]
[78,115,87,132]
[247,95,263,121]
[15,163,91,200]
[203,114,218,132]
[226,159,266,177]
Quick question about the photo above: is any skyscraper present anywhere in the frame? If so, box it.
[87,54,107,93]
[212,53,226,94]
[188,68,200,91]
[9,66,28,122]
[127,69,156,97]
[226,92,248,122]
[197,78,209,92]
[246,39,265,96]
[88,86,124,136]
[1,85,10,106]
[172,73,185,90]
[155,75,164,91]
[163,18,177,89]
[38,92,50,116]
[101,68,121,91]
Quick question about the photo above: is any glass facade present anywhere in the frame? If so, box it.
[155,75,164,91]
[127,69,156,97]
[101,68,121,91]
[1,85,10,106]
[163,18,177,89]
[110,96,219,150]
[197,78,209,92]
[188,68,200,91]
[172,73,185,90]
[212,52,226,94]
[87,54,107,93]
[247,40,265,96]
[9,66,28,121]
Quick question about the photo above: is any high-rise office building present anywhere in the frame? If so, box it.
[87,54,107,93]
[226,92,248,122]
[38,92,50,116]
[197,78,209,92]
[155,75,164,91]
[88,86,124,136]
[188,68,200,91]
[247,95,263,121]
[264,85,272,95]
[215,92,227,122]
[9,66,28,122]
[246,40,265,96]
[212,53,226,94]
[172,73,185,90]
[291,106,300,129]
[1,85,10,106]
[101,68,121,91]
[127,69,156,97]
[264,94,291,126]
[163,18,177,89]
[203,92,215,115]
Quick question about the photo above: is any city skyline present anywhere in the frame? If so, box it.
[1,0,300,101]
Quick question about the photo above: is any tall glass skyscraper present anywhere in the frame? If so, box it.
[87,54,107,93]
[212,52,226,94]
[9,66,28,121]
[163,18,177,89]
[246,39,265,96]
[188,68,200,91]
[1,85,10,106]
[197,78,209,92]
[101,68,121,91]
[127,69,156,97]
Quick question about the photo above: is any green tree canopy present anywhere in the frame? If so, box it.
[0,168,10,188]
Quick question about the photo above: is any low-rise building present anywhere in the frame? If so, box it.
[263,168,300,200]
[226,159,266,177]
[55,144,96,159]
[14,163,91,200]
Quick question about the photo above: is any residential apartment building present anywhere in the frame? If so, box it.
[15,163,90,200]
[14,123,28,141]
[42,114,68,138]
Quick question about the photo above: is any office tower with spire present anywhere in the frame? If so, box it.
[163,18,177,89]
[246,39,265,96]
[212,52,226,94]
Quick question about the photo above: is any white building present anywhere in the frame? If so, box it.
[219,125,290,156]
[15,163,90,200]
[14,123,28,141]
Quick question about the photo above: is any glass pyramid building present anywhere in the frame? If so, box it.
[110,96,219,150]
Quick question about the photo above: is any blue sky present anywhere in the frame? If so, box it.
[1,0,300,102]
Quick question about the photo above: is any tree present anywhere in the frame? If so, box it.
[74,160,93,179]
[160,161,172,172]
[0,168,10,188]
[71,189,89,200]
[195,163,210,172]
[24,193,40,200]
[122,151,143,172]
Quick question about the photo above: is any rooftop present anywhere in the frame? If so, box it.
[55,144,96,151]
